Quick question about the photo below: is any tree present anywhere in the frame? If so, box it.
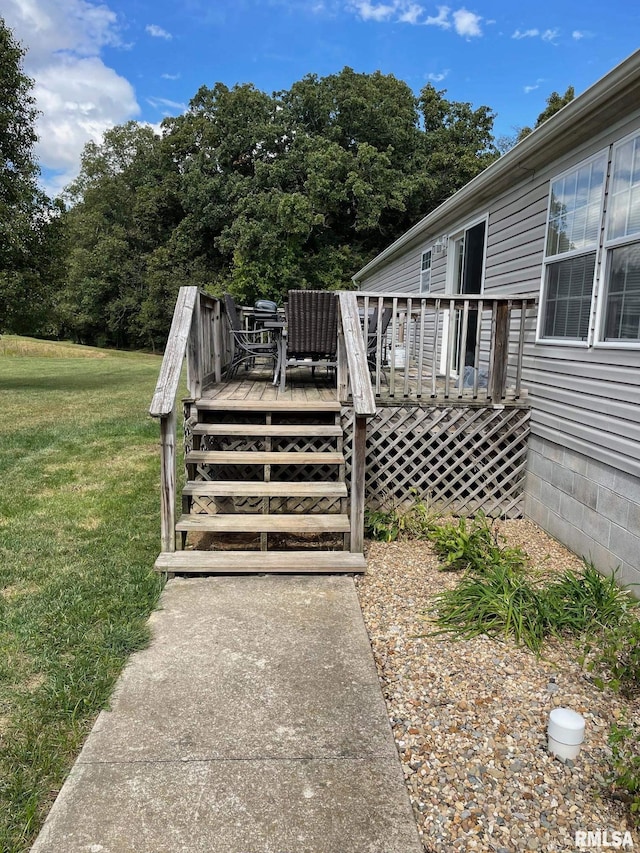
[60,68,499,345]
[516,85,575,143]
[0,17,61,333]
[60,122,179,347]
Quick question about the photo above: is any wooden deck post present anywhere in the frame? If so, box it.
[160,407,177,552]
[350,414,367,553]
[212,299,223,384]
[488,301,510,403]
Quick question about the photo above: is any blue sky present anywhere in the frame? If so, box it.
[3,0,639,196]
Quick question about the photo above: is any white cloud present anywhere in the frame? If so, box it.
[347,1,481,34]
[35,57,138,171]
[4,0,121,64]
[162,72,181,80]
[427,69,449,82]
[512,28,539,39]
[512,26,560,42]
[398,3,423,24]
[147,96,187,113]
[424,5,451,28]
[2,0,140,193]
[452,8,481,37]
[146,23,173,39]
[572,29,592,40]
[349,0,397,21]
[523,76,545,94]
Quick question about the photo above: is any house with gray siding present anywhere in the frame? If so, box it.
[353,49,640,589]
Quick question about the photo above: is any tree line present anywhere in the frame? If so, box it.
[0,17,573,351]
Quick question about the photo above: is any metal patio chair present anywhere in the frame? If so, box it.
[224,293,278,379]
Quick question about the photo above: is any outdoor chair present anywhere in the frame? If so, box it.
[365,306,392,372]
[224,293,278,379]
[280,290,338,390]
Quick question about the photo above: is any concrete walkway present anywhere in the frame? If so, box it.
[31,575,423,853]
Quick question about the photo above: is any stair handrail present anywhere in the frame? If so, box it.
[337,291,376,417]
[337,291,376,555]
[150,286,199,418]
[149,285,202,554]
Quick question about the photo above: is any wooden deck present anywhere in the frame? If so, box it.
[202,364,338,404]
[150,288,535,570]
[201,363,528,407]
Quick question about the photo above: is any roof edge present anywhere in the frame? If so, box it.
[353,48,640,283]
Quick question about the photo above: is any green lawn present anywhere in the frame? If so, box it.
[0,337,167,851]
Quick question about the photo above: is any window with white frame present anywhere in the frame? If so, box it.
[599,133,640,343]
[420,248,432,294]
[539,131,640,347]
[540,152,607,341]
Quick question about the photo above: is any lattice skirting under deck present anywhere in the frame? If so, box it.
[342,404,530,519]
[183,402,530,519]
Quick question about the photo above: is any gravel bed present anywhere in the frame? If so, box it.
[355,521,639,852]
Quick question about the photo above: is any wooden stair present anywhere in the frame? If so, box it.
[154,398,365,574]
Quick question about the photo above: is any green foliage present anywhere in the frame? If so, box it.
[0,341,164,850]
[608,719,640,826]
[0,18,63,334]
[546,561,636,635]
[433,561,548,652]
[429,521,636,653]
[516,85,575,143]
[427,514,522,572]
[58,68,499,347]
[364,506,402,542]
[364,491,435,542]
[586,612,640,698]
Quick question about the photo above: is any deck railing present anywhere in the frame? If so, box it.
[150,288,534,554]
[337,292,376,553]
[354,292,537,404]
[149,287,227,552]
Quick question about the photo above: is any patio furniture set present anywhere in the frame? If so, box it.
[224,290,392,390]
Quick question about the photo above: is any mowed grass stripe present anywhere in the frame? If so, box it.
[0,340,168,852]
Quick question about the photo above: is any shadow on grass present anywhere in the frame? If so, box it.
[0,370,154,393]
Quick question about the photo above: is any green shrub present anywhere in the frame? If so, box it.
[364,491,435,542]
[427,515,493,571]
[431,555,637,656]
[545,562,636,635]
[427,513,528,574]
[608,718,640,826]
[364,506,402,542]
[432,560,548,652]
[587,615,640,698]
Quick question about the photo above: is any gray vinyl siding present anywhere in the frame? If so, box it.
[357,109,640,484]
[358,250,422,293]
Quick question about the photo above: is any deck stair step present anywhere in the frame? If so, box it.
[155,550,366,574]
[194,400,341,412]
[169,395,362,569]
[176,513,350,534]
[191,424,342,437]
[183,481,347,498]
[186,450,344,466]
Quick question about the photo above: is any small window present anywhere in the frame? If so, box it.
[543,254,596,340]
[601,244,640,340]
[420,249,432,294]
[540,152,606,342]
[598,132,640,344]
